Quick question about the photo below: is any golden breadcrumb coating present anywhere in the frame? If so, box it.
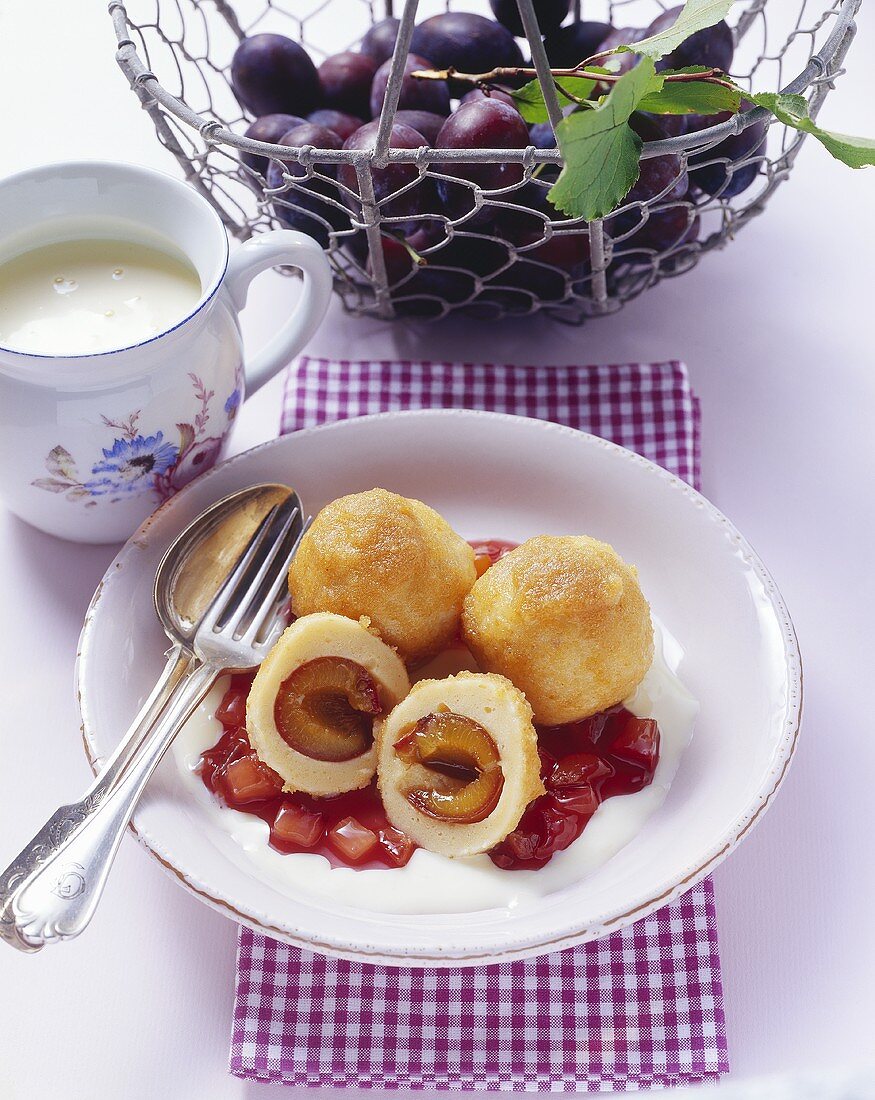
[288,488,476,666]
[461,535,653,725]
[247,612,410,796]
[377,672,544,858]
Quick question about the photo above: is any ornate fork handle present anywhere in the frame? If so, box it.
[0,643,194,952]
[6,661,218,950]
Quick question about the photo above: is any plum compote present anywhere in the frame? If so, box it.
[200,672,415,869]
[198,539,660,872]
[489,707,660,870]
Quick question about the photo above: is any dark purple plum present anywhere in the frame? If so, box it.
[393,110,447,144]
[528,121,557,148]
[359,18,400,66]
[339,121,437,232]
[607,115,689,239]
[240,113,306,174]
[307,109,365,142]
[619,206,700,253]
[525,230,590,272]
[370,53,451,118]
[688,112,768,198]
[491,257,569,302]
[489,0,570,38]
[231,34,321,117]
[639,111,689,138]
[265,123,348,246]
[460,87,518,110]
[595,26,647,76]
[411,13,523,88]
[269,122,344,171]
[543,20,612,66]
[318,52,378,119]
[435,99,531,224]
[430,234,512,279]
[629,114,689,200]
[488,179,560,241]
[644,6,734,73]
[372,232,477,318]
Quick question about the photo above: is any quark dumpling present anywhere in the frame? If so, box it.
[288,488,477,666]
[377,672,544,857]
[461,535,654,725]
[247,612,410,796]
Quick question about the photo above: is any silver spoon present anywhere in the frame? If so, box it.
[0,482,297,952]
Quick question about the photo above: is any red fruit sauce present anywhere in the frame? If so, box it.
[197,538,660,872]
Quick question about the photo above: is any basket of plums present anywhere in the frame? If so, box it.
[111,0,863,322]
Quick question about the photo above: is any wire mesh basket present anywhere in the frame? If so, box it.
[110,0,860,323]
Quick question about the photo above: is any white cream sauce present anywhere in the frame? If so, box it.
[0,237,201,355]
[172,619,698,915]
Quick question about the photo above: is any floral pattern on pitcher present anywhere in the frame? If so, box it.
[31,372,241,507]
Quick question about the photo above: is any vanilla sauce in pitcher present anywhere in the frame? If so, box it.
[0,237,202,355]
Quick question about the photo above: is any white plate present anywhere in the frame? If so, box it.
[77,410,801,966]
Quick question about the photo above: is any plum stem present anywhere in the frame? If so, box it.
[410,63,736,92]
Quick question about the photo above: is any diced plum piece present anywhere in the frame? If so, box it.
[538,797,584,854]
[489,794,583,869]
[215,685,248,729]
[327,816,379,863]
[224,755,284,804]
[609,715,660,772]
[549,752,615,791]
[378,826,416,867]
[272,802,325,848]
[551,785,600,816]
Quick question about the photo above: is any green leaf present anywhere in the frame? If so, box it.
[638,79,740,115]
[619,0,735,61]
[511,76,597,123]
[548,58,659,220]
[751,92,875,168]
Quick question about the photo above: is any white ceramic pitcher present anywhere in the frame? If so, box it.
[0,161,333,543]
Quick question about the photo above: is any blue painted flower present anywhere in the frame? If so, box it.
[87,432,179,494]
[224,388,242,420]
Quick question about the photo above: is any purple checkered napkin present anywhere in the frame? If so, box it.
[230,357,727,1091]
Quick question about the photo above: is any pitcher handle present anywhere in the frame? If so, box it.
[224,230,333,396]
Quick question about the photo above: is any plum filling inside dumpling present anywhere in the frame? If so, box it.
[275,656,382,762]
[248,612,410,797]
[395,712,504,824]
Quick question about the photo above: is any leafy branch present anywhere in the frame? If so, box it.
[412,0,874,220]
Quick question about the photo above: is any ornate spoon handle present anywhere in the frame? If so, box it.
[0,643,194,952]
[4,662,217,951]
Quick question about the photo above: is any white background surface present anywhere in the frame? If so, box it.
[0,2,873,1098]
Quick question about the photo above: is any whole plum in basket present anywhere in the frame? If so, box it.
[359,17,401,66]
[339,121,436,233]
[370,53,451,118]
[240,113,305,174]
[318,52,378,119]
[489,0,570,38]
[411,12,523,88]
[231,33,321,117]
[266,123,348,247]
[200,0,867,324]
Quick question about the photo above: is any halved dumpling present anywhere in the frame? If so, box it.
[377,672,544,858]
[248,612,410,796]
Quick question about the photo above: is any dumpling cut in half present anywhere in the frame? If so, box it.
[377,672,544,858]
[462,535,654,725]
[247,612,410,797]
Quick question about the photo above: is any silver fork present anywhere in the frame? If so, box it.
[4,496,306,951]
